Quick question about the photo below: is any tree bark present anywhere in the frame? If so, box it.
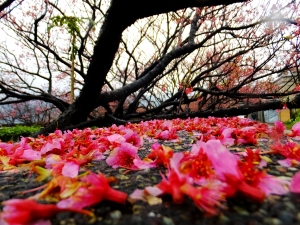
[0,0,17,12]
[36,0,248,136]
[55,96,300,133]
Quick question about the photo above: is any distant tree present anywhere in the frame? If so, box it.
[0,0,299,135]
[0,100,59,126]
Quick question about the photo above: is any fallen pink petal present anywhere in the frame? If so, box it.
[20,149,42,160]
[62,161,80,178]
[290,172,300,193]
[106,142,139,169]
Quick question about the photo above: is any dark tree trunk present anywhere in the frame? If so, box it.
[36,0,250,136]
[0,0,18,12]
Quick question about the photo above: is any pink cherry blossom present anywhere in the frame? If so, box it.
[269,121,286,140]
[62,161,80,178]
[133,157,157,169]
[106,142,138,169]
[40,138,63,155]
[219,128,235,146]
[146,143,174,168]
[1,199,91,225]
[180,182,225,216]
[287,122,300,137]
[156,168,187,204]
[20,149,41,160]
[13,137,33,158]
[257,175,288,195]
[195,140,241,180]
[145,186,164,196]
[129,189,147,200]
[57,186,100,209]
[161,120,172,130]
[57,172,127,209]
[185,87,193,95]
[277,158,300,167]
[45,154,63,169]
[123,129,143,147]
[290,171,300,193]
[106,142,152,169]
[1,199,57,225]
[155,129,178,140]
[107,134,125,145]
[0,142,13,154]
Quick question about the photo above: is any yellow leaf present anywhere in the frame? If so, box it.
[260,155,273,163]
[146,195,162,205]
[33,166,52,181]
[60,181,82,198]
[174,146,183,150]
[37,177,59,199]
[0,156,15,170]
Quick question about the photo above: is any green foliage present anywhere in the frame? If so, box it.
[284,122,293,130]
[48,16,83,60]
[0,125,41,142]
[48,16,82,35]
[284,110,300,130]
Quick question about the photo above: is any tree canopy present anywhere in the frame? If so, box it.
[0,0,299,135]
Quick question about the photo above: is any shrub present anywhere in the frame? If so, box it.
[0,125,41,142]
[284,110,300,130]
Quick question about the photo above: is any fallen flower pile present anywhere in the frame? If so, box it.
[0,116,300,224]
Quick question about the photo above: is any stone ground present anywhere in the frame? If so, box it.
[1,130,300,225]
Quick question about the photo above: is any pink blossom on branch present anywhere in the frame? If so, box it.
[185,87,193,95]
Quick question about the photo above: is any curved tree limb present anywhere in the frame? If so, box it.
[55,94,300,133]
